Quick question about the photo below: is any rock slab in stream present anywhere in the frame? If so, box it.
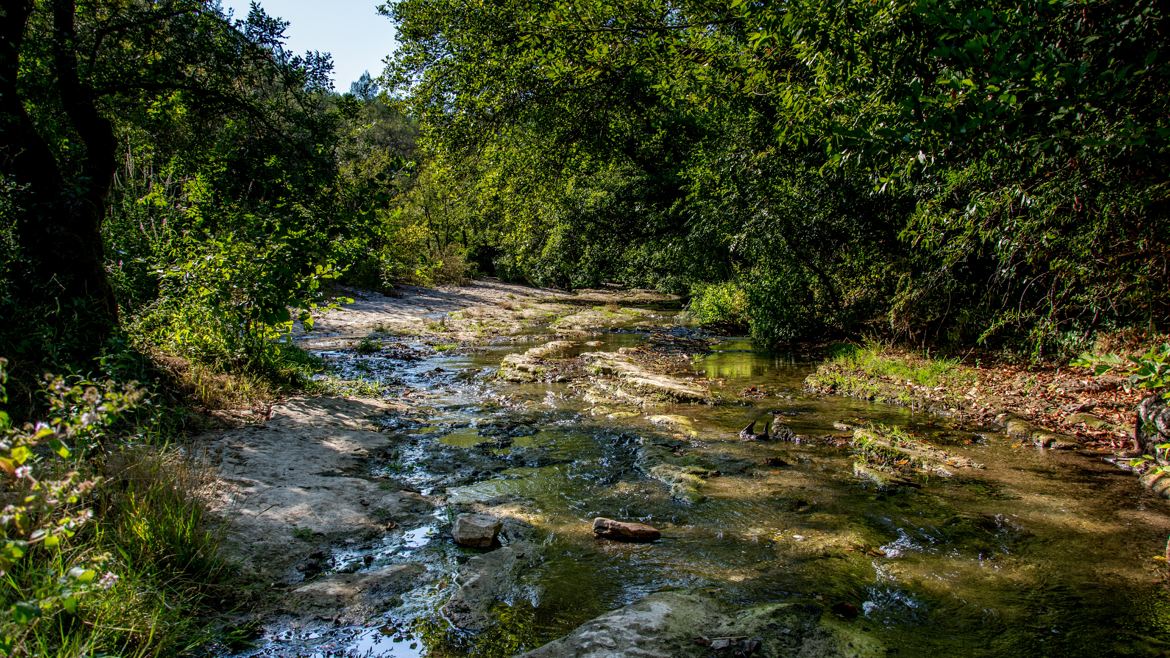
[593,517,661,542]
[997,412,1079,450]
[286,563,425,623]
[520,591,883,658]
[443,543,537,632]
[453,513,502,548]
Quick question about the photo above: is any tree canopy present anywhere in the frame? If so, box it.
[383,0,1170,353]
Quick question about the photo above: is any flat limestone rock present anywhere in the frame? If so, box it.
[526,340,577,359]
[200,396,433,582]
[498,341,577,382]
[521,591,883,658]
[287,563,425,623]
[593,517,661,542]
[583,352,711,404]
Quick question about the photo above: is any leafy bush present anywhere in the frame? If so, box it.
[0,360,140,653]
[1073,343,1170,401]
[687,281,749,330]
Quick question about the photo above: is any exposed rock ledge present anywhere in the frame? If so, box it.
[521,591,882,658]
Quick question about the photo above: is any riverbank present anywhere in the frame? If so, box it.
[806,343,1142,446]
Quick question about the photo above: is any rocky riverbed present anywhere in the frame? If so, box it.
[201,281,1170,658]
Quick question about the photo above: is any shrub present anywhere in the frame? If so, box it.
[687,281,749,331]
[0,360,140,653]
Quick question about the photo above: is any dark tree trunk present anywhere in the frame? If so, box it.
[0,0,117,361]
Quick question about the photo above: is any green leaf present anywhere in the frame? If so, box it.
[11,601,40,625]
[70,567,97,584]
[48,438,71,459]
[10,446,31,465]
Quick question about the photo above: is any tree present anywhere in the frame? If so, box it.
[0,0,118,354]
[0,0,337,370]
[350,70,379,100]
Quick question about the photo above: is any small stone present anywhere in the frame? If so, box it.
[592,517,661,543]
[453,513,502,548]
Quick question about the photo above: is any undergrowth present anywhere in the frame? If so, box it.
[806,342,973,409]
[0,348,250,656]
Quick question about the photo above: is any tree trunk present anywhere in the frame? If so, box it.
[0,0,117,361]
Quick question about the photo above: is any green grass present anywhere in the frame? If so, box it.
[829,342,967,387]
[355,336,382,355]
[313,375,385,398]
[807,342,973,409]
[2,448,237,657]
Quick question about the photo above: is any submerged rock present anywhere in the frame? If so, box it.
[593,517,662,542]
[850,426,981,488]
[521,591,883,657]
[997,412,1079,450]
[442,543,538,632]
[636,434,716,503]
[648,464,709,504]
[646,414,698,437]
[852,462,915,490]
[453,513,503,548]
[287,563,425,623]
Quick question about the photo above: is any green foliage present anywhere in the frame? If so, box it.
[1073,343,1170,401]
[0,360,138,653]
[806,342,972,410]
[687,282,748,330]
[384,0,1170,352]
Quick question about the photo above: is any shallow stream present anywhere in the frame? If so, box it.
[255,314,1170,657]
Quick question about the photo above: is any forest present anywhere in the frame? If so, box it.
[1,0,1168,656]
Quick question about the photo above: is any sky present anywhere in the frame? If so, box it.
[220,0,398,92]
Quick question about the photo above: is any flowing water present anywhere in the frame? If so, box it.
[249,317,1170,657]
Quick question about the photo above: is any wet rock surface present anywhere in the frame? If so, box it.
[452,513,502,548]
[582,350,713,405]
[521,591,883,658]
[593,517,662,542]
[442,542,540,633]
[997,412,1080,450]
[287,564,425,624]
